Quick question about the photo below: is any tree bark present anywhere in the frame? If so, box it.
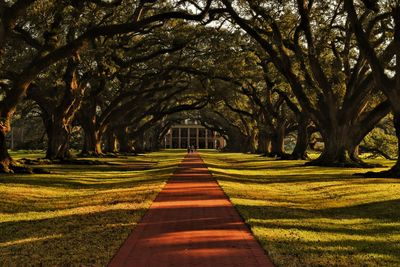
[248,132,258,154]
[150,135,161,151]
[0,125,14,173]
[307,125,364,167]
[45,118,72,160]
[103,129,117,153]
[81,125,102,156]
[291,117,310,160]
[133,133,145,153]
[257,128,271,155]
[42,56,84,160]
[269,125,286,157]
[116,127,133,153]
[79,104,102,156]
[224,131,248,152]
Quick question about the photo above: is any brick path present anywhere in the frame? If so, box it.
[108,153,274,267]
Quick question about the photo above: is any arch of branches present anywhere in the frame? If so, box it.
[1,0,399,177]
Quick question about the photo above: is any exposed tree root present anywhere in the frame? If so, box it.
[357,167,400,178]
[281,153,309,160]
[360,146,395,160]
[58,158,113,165]
[78,152,104,158]
[19,156,114,166]
[0,163,50,174]
[260,152,309,160]
[18,158,52,165]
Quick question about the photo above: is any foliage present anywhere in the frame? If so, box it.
[362,128,398,160]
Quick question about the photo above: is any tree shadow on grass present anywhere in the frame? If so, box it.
[235,199,400,266]
[202,154,400,266]
[0,174,167,190]
[0,189,162,214]
[235,199,400,221]
[205,162,307,171]
[262,238,400,267]
[0,165,177,190]
[211,169,400,186]
[0,208,148,267]
[1,204,273,266]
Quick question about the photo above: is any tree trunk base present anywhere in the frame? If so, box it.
[358,164,400,178]
[261,152,285,158]
[282,153,309,160]
[57,158,111,165]
[305,158,381,168]
[0,157,14,173]
[261,152,308,160]
[78,151,104,158]
[0,163,50,174]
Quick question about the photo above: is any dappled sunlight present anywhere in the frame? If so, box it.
[227,179,400,210]
[1,202,146,223]
[252,219,400,267]
[144,229,250,246]
[201,151,400,267]
[0,151,185,266]
[0,234,63,248]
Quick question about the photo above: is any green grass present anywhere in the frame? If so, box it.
[200,150,400,267]
[0,150,186,266]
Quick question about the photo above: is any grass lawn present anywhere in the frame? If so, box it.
[200,150,400,267]
[0,150,186,266]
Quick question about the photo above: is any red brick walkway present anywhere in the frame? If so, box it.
[108,153,274,267]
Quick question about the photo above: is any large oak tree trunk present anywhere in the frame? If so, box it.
[82,131,102,156]
[103,129,117,153]
[116,127,133,153]
[0,125,14,173]
[144,132,160,152]
[133,133,145,153]
[310,100,390,168]
[28,55,83,161]
[307,125,363,167]
[81,126,102,156]
[291,118,309,160]
[45,119,72,160]
[270,126,285,157]
[247,133,258,154]
[225,131,247,152]
[79,107,102,156]
[257,128,271,155]
[151,135,161,151]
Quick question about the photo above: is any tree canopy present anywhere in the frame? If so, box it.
[0,0,399,176]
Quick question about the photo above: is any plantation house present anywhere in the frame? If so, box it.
[163,119,226,149]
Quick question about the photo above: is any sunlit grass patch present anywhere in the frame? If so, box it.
[200,151,400,267]
[0,149,185,266]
